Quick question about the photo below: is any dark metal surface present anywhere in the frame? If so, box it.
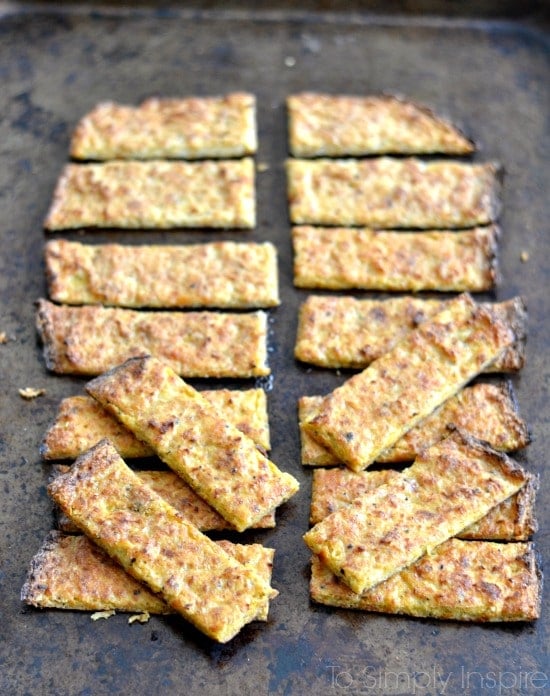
[0,5,548,695]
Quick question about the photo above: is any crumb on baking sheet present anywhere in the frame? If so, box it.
[91,610,115,621]
[19,387,46,400]
[257,162,270,172]
[128,612,151,625]
[520,251,529,262]
[0,332,8,344]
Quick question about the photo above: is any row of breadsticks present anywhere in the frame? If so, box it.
[23,94,300,643]
[285,94,540,621]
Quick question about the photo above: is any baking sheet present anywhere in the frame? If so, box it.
[0,5,548,695]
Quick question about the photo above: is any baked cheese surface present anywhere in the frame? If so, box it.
[292,225,498,292]
[70,93,257,160]
[303,432,527,594]
[381,381,529,463]
[22,532,276,621]
[36,299,269,378]
[41,389,270,460]
[44,159,255,230]
[45,239,279,309]
[298,396,341,468]
[310,468,400,524]
[86,356,299,531]
[42,394,151,459]
[306,294,515,471]
[47,440,275,643]
[310,540,541,622]
[287,158,500,228]
[22,531,168,614]
[295,295,526,372]
[55,467,276,533]
[287,93,474,157]
[299,383,529,466]
[310,467,537,541]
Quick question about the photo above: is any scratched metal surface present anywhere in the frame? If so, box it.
[0,5,548,695]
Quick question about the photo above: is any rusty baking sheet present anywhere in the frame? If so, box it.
[0,4,548,695]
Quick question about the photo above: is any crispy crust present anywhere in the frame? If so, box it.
[47,440,275,643]
[461,473,539,541]
[295,295,526,372]
[303,431,527,594]
[21,532,276,622]
[306,294,515,471]
[86,356,299,531]
[489,296,528,372]
[70,93,257,160]
[45,239,279,309]
[36,299,269,378]
[21,531,167,614]
[299,383,530,467]
[383,381,530,463]
[286,158,501,229]
[309,467,538,541]
[44,159,255,230]
[41,389,271,460]
[292,225,499,292]
[287,93,474,157]
[310,540,541,622]
[54,468,276,532]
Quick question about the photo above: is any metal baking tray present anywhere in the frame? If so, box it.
[1,4,548,694]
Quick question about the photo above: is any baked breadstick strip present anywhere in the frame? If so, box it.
[287,93,474,157]
[310,467,538,541]
[44,159,255,230]
[22,532,276,621]
[41,389,271,460]
[310,540,541,622]
[47,440,275,643]
[70,93,257,160]
[36,299,269,378]
[45,239,279,309]
[295,295,526,372]
[286,158,500,228]
[299,383,530,467]
[86,356,299,532]
[303,432,527,594]
[306,294,515,471]
[292,225,498,292]
[54,468,276,533]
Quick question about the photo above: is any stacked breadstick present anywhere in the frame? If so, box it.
[23,94,301,643]
[287,94,541,621]
[23,356,299,642]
